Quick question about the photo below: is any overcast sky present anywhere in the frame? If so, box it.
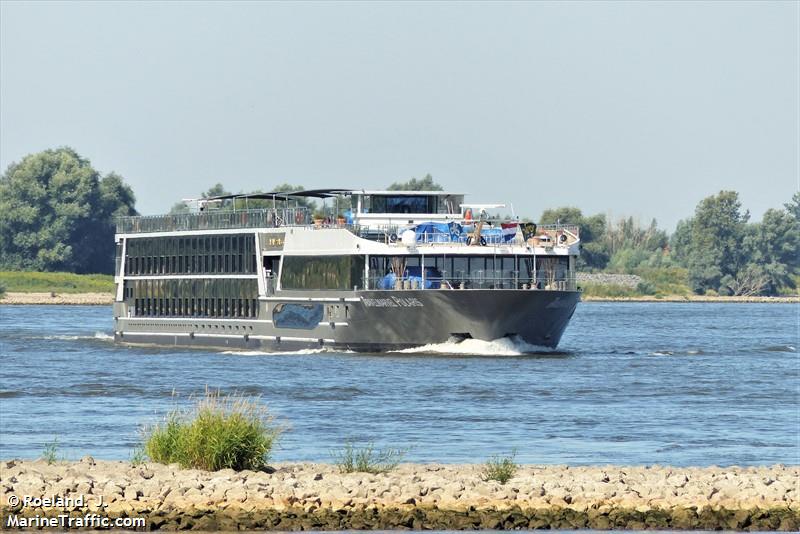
[1,1,797,229]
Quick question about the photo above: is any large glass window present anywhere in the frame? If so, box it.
[281,255,365,290]
[124,234,256,275]
[369,195,437,214]
[366,254,570,289]
[127,278,259,318]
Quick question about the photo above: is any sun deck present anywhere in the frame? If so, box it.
[116,208,579,249]
[115,207,312,234]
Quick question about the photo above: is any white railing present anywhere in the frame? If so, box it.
[346,223,579,248]
[116,207,312,234]
[367,272,577,291]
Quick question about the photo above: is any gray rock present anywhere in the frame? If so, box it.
[576,273,642,288]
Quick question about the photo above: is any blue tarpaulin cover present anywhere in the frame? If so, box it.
[414,222,463,243]
[480,228,503,244]
[456,224,503,244]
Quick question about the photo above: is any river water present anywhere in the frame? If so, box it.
[0,303,797,466]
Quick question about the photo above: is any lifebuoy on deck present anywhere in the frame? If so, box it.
[466,236,487,246]
[464,208,473,221]
[388,233,398,243]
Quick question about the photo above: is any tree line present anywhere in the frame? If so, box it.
[540,192,798,296]
[1,148,797,296]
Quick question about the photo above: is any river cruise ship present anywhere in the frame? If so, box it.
[113,189,580,351]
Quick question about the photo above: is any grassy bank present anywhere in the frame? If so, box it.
[0,271,114,294]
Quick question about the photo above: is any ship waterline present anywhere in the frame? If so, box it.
[114,289,580,352]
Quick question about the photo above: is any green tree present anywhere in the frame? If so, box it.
[603,217,667,256]
[678,191,749,294]
[0,147,137,273]
[672,192,798,296]
[606,248,652,273]
[739,207,799,294]
[387,173,443,191]
[785,191,800,221]
[539,207,583,227]
[602,217,670,273]
[669,218,693,265]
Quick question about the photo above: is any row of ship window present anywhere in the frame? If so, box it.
[133,297,259,318]
[278,254,570,290]
[122,252,571,316]
[124,234,257,275]
[125,254,257,275]
[125,278,259,318]
[125,323,255,330]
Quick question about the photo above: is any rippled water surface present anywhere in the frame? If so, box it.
[0,303,797,465]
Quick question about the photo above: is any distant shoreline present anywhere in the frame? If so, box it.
[582,294,799,303]
[1,291,797,305]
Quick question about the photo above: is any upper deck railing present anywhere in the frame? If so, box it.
[116,208,579,248]
[367,272,577,291]
[350,223,580,247]
[116,208,312,234]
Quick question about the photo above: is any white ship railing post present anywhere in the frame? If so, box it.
[115,237,127,303]
[364,254,369,290]
[421,253,425,289]
[254,232,266,298]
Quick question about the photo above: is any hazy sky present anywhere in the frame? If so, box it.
[1,1,797,229]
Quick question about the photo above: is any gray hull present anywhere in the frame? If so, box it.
[339,290,579,351]
[114,290,580,353]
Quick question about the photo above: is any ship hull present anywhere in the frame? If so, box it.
[114,290,579,353]
[339,289,579,351]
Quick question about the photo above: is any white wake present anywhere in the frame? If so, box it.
[38,332,113,342]
[393,336,554,356]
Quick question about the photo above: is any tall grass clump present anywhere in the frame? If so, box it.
[332,441,407,474]
[481,450,518,485]
[41,437,60,464]
[0,280,6,298]
[143,389,280,471]
[129,445,146,466]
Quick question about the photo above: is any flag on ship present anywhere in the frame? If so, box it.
[520,223,537,241]
[501,223,519,242]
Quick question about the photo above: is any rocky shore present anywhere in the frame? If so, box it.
[1,460,797,530]
[577,272,643,288]
[0,292,113,305]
